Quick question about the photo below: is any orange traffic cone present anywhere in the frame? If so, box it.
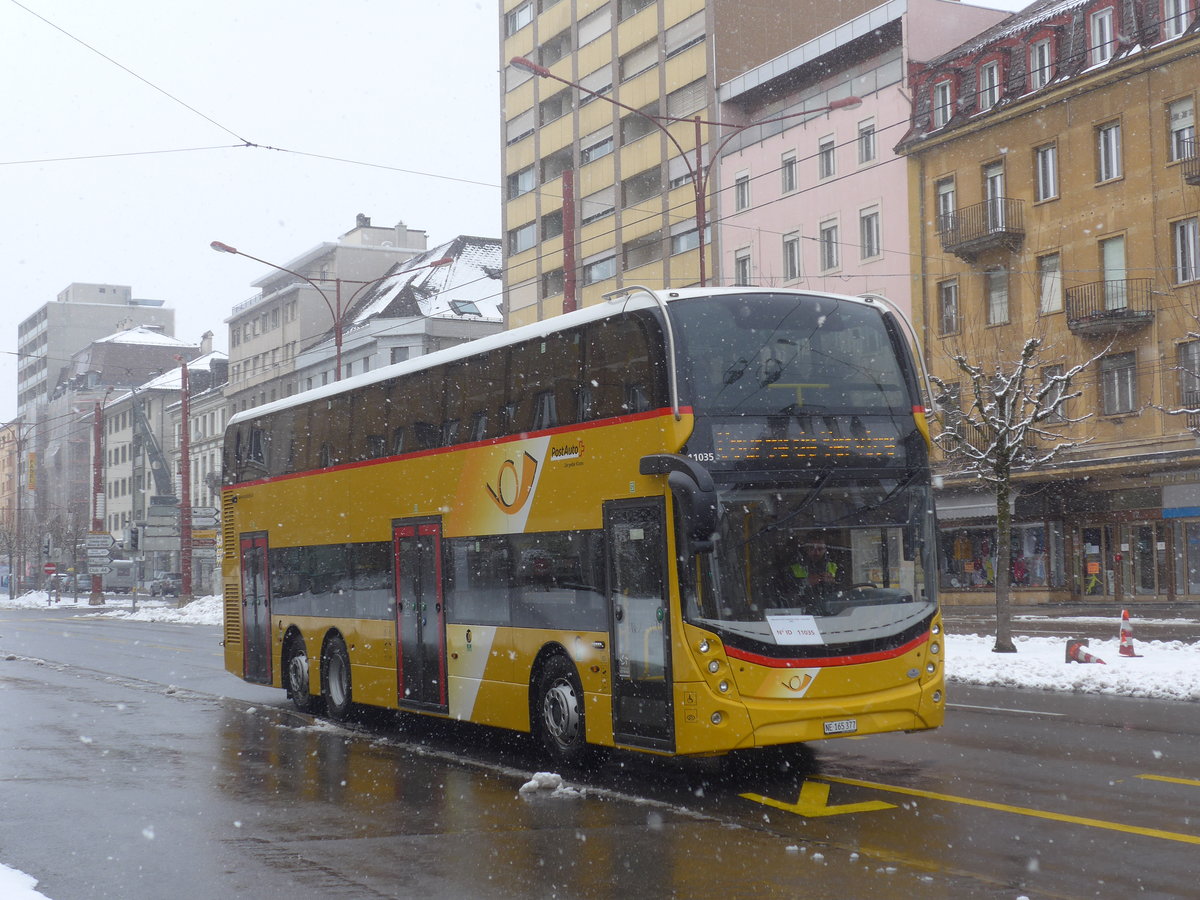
[1066,638,1107,664]
[1118,609,1141,657]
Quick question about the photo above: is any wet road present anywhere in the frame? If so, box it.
[2,608,1198,899]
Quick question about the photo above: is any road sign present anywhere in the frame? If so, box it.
[85,533,116,549]
[191,507,219,517]
[141,536,180,552]
[86,548,112,559]
[43,563,57,575]
[191,538,218,548]
[147,515,178,528]
[192,529,219,540]
[87,565,112,575]
[148,505,179,518]
[191,548,218,559]
[191,517,218,529]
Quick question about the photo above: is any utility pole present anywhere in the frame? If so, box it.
[177,358,192,607]
[89,403,106,606]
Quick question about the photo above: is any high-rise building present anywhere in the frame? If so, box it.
[16,283,173,417]
[498,0,963,326]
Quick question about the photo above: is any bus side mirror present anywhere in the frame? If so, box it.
[639,454,717,554]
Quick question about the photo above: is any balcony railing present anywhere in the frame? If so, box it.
[1065,278,1154,336]
[1180,138,1200,186]
[936,198,1025,260]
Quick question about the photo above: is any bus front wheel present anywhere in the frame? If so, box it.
[321,635,353,721]
[535,655,587,762]
[285,636,319,713]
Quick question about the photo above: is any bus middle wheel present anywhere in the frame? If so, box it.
[321,635,353,721]
[285,636,319,713]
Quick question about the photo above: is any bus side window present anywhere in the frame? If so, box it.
[391,426,405,455]
[532,390,557,431]
[468,411,488,443]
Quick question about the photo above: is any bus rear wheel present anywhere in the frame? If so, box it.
[321,635,353,721]
[535,655,587,762]
[284,636,319,713]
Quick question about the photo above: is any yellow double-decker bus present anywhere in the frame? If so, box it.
[222,287,944,760]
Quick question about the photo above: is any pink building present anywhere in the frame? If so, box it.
[715,0,1009,316]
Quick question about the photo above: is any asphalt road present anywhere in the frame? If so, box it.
[2,608,1197,899]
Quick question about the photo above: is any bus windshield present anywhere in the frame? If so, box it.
[684,475,937,648]
[671,292,912,417]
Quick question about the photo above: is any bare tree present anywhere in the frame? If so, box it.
[931,337,1095,652]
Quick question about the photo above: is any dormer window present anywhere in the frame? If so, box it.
[1090,6,1116,65]
[933,78,954,127]
[1029,37,1054,90]
[978,60,1001,111]
[1163,0,1192,39]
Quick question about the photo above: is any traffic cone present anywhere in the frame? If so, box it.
[1066,638,1107,664]
[1118,609,1141,658]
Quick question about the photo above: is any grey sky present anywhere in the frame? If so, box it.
[2,0,502,421]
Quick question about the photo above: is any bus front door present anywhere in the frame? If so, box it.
[606,500,674,752]
[392,522,447,712]
[239,533,272,685]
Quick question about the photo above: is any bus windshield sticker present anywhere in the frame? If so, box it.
[765,614,824,645]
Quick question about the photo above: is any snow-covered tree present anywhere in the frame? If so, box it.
[931,337,1095,653]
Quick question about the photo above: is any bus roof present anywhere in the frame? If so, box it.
[227,287,886,428]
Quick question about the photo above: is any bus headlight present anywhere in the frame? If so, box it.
[708,660,720,674]
[698,639,710,653]
[932,623,942,636]
[932,690,943,703]
[711,712,723,724]
[718,680,729,693]
[926,662,936,674]
[930,642,940,655]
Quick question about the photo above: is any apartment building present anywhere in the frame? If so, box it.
[224,216,428,415]
[899,0,1200,603]
[716,0,1006,311]
[499,0,902,326]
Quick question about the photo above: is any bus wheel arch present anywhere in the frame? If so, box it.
[320,631,353,721]
[283,628,319,713]
[531,648,587,762]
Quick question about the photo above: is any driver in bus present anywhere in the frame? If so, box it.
[788,532,840,609]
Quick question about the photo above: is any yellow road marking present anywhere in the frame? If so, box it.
[741,780,896,817]
[1137,774,1200,788]
[823,774,1200,846]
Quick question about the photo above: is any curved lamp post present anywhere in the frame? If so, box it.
[509,56,860,287]
[210,241,452,381]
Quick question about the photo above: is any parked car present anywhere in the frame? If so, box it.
[150,573,182,597]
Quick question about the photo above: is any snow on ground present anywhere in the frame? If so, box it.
[1,593,1196,897]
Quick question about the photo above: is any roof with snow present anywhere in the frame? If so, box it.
[91,325,196,348]
[105,351,228,407]
[339,235,503,331]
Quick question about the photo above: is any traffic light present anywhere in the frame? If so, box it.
[129,527,140,551]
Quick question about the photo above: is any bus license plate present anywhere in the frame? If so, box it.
[823,718,857,735]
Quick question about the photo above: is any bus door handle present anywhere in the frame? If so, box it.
[614,606,624,622]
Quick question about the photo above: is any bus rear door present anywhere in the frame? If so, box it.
[392,521,448,712]
[239,533,272,684]
[606,500,674,752]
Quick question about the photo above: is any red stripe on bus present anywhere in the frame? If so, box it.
[724,631,929,669]
[229,405,693,489]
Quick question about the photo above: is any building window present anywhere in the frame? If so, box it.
[1177,339,1200,401]
[507,165,535,200]
[782,233,801,280]
[671,226,701,255]
[508,222,536,254]
[540,268,565,299]
[582,255,616,285]
[1100,351,1136,415]
[618,0,655,22]
[1038,252,1063,313]
[933,79,953,127]
[539,29,572,67]
[1174,217,1200,283]
[1090,7,1116,65]
[986,268,1009,325]
[620,103,660,145]
[1169,97,1195,161]
[1029,38,1054,89]
[857,120,876,163]
[505,2,533,35]
[1034,143,1058,201]
[620,40,658,81]
[538,90,572,125]
[541,208,563,240]
[1042,365,1067,423]
[978,61,1001,111]
[935,177,956,233]
[621,167,661,208]
[1096,121,1122,182]
[733,251,752,286]
[819,220,839,271]
[734,173,750,211]
[622,230,663,270]
[781,153,797,193]
[581,132,614,164]
[938,279,960,336]
[817,136,836,179]
[1164,0,1192,39]
[859,207,881,260]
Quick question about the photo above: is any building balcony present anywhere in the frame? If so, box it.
[1181,139,1200,186]
[1065,278,1154,336]
[1182,390,1200,431]
[936,198,1025,261]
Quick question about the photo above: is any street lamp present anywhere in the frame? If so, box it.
[509,56,861,287]
[210,241,452,380]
